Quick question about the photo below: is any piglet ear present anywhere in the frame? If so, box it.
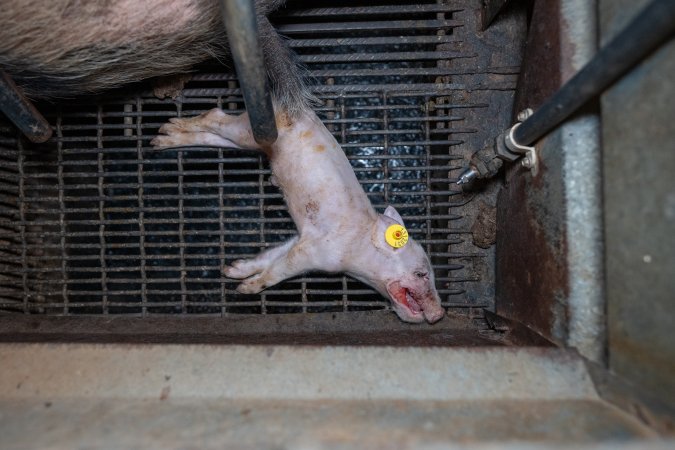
[373,209,409,251]
[383,205,405,227]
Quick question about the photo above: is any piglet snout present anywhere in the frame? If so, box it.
[423,306,445,323]
[420,294,445,323]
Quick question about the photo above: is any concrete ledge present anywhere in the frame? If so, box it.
[0,345,597,401]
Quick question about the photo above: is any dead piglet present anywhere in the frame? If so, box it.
[152,109,445,324]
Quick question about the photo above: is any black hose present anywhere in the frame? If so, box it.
[220,0,278,147]
[514,0,675,146]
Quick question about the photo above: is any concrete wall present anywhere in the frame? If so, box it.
[600,0,675,403]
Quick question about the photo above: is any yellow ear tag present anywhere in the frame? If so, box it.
[385,224,408,248]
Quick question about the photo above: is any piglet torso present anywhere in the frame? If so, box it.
[271,113,377,238]
[152,108,444,323]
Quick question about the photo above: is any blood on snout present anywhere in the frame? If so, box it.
[314,145,326,152]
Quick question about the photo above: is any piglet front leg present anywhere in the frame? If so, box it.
[224,237,299,293]
[227,236,335,293]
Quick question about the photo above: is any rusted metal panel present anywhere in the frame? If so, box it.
[513,0,562,114]
[0,311,503,346]
[498,1,568,342]
[495,0,569,345]
[496,0,605,360]
[496,154,570,345]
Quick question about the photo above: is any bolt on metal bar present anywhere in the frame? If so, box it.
[220,0,278,147]
[514,0,675,146]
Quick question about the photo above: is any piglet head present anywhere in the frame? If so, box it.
[372,206,445,324]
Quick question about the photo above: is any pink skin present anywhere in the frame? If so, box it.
[151,109,445,323]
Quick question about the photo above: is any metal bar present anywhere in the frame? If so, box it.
[220,0,277,146]
[277,4,463,18]
[96,106,109,314]
[0,70,52,143]
[287,35,460,47]
[298,51,473,63]
[277,19,462,34]
[136,98,148,317]
[55,116,68,314]
[514,0,675,146]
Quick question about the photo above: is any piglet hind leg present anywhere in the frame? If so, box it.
[150,108,260,150]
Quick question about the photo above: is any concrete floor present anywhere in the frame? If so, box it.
[0,398,662,449]
[0,344,669,449]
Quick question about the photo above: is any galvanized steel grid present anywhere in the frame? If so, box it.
[0,1,491,316]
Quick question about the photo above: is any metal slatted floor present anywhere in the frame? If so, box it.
[0,0,517,317]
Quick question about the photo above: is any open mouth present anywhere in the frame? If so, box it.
[387,282,423,318]
[402,289,422,314]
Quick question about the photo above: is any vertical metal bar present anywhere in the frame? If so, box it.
[220,0,278,147]
[0,70,52,143]
[56,116,68,314]
[439,1,449,307]
[341,275,348,312]
[339,96,347,149]
[562,0,605,365]
[325,78,336,133]
[177,148,187,314]
[17,136,28,313]
[382,92,390,206]
[424,97,434,278]
[96,106,109,314]
[136,98,147,316]
[217,96,228,317]
[218,145,227,316]
[227,80,238,111]
[258,153,267,314]
[123,104,133,137]
[301,278,307,313]
[337,97,349,313]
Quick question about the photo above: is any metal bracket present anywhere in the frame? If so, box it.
[504,109,538,176]
[505,123,538,175]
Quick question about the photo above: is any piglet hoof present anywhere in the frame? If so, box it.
[223,259,260,279]
[235,275,266,294]
[150,134,179,149]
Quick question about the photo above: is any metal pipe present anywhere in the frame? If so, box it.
[513,0,675,146]
[220,0,278,147]
[0,70,52,143]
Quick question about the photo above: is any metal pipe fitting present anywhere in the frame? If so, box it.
[220,0,278,147]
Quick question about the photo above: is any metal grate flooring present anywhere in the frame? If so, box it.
[0,0,518,316]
